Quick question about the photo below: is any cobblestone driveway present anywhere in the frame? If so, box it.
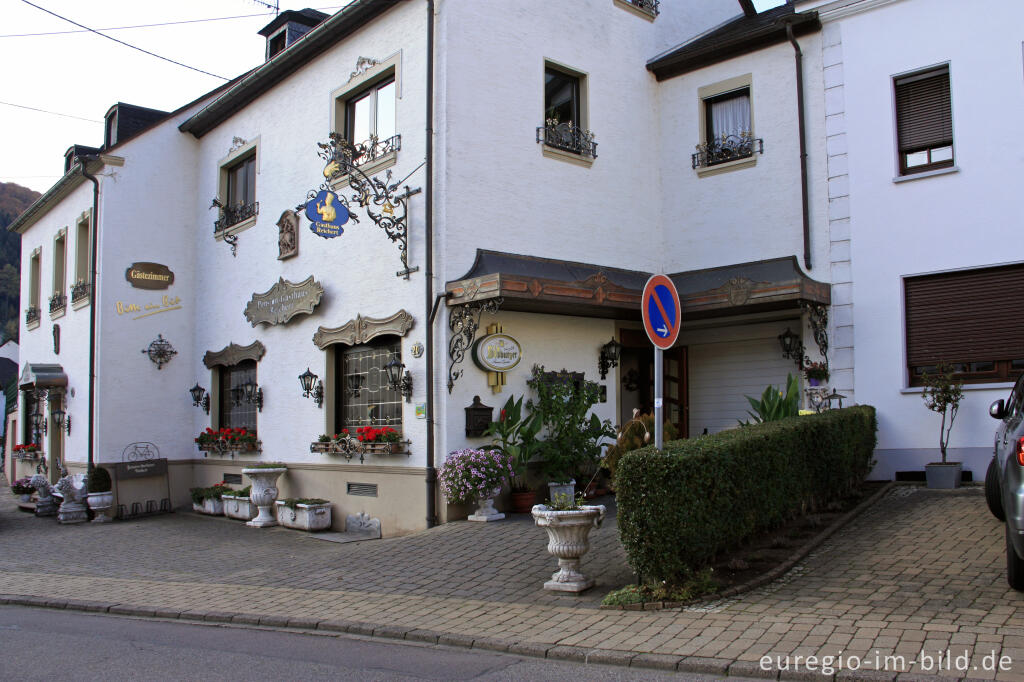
[2,483,1023,679]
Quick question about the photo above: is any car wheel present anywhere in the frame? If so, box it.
[987,457,1006,521]
[1007,525,1024,591]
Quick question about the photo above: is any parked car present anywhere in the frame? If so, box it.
[988,374,1024,589]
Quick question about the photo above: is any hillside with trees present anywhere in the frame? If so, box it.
[0,182,39,343]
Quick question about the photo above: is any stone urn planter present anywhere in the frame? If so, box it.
[86,492,114,523]
[222,493,257,521]
[468,496,505,522]
[531,504,606,593]
[926,462,962,489]
[275,499,332,531]
[242,467,287,527]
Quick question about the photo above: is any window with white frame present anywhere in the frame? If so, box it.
[50,230,66,316]
[332,59,401,172]
[214,141,259,234]
[694,75,761,170]
[538,62,596,159]
[72,213,91,306]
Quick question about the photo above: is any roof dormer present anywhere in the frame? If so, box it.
[258,8,328,61]
[63,144,101,174]
[103,102,168,150]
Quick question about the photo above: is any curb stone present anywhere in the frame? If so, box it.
[680,657,731,676]
[586,649,635,666]
[506,642,551,658]
[546,645,588,662]
[730,660,779,678]
[405,628,441,644]
[630,653,682,670]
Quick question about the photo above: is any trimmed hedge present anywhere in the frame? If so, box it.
[616,406,877,584]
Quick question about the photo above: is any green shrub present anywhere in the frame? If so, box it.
[87,466,112,493]
[616,406,876,586]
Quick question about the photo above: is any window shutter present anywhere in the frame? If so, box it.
[905,264,1024,367]
[895,69,952,152]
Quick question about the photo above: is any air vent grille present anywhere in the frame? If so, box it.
[347,482,378,497]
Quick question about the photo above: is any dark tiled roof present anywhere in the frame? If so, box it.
[106,102,169,148]
[258,8,329,37]
[648,4,820,81]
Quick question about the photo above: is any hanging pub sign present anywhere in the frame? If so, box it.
[473,332,522,372]
[304,189,349,239]
[125,262,174,290]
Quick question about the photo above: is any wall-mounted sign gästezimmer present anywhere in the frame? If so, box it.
[244,276,324,327]
[125,262,175,290]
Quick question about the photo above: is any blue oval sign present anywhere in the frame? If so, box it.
[305,190,349,239]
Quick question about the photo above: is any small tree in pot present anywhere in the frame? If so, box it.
[921,362,965,488]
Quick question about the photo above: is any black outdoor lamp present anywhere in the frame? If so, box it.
[384,356,413,403]
[598,337,622,380]
[189,383,210,414]
[298,368,324,409]
[778,328,805,370]
[32,410,47,437]
[240,379,264,412]
[50,404,71,436]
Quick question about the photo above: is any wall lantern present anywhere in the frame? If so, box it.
[298,368,324,409]
[51,405,70,436]
[347,373,365,398]
[384,356,413,403]
[240,379,264,412]
[598,337,622,380]
[778,327,806,370]
[189,383,210,414]
[32,410,47,437]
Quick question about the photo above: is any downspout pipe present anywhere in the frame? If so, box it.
[424,0,437,528]
[78,158,100,472]
[784,19,812,271]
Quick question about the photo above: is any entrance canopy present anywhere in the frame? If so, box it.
[18,363,68,391]
[446,251,830,320]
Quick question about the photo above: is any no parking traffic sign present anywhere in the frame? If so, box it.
[641,274,681,350]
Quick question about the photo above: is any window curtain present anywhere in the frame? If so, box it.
[710,94,750,139]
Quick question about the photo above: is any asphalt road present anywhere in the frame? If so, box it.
[0,605,714,681]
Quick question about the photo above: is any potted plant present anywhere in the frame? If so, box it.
[922,362,965,489]
[803,361,830,387]
[242,463,287,527]
[483,395,543,513]
[11,477,35,503]
[356,426,408,455]
[189,482,230,515]
[12,443,41,459]
[531,492,607,592]
[275,498,332,531]
[438,448,514,521]
[195,427,261,455]
[86,466,114,523]
[526,365,614,502]
[221,485,256,521]
[602,410,677,487]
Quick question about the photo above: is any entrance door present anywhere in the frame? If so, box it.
[619,329,688,439]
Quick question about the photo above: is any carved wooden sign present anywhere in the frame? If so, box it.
[244,276,324,327]
[125,262,175,290]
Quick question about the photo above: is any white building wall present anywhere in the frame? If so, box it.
[189,2,429,470]
[809,0,1024,478]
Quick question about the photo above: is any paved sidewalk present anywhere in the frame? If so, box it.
[1,482,1022,679]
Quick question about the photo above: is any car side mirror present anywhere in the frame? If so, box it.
[990,399,1006,420]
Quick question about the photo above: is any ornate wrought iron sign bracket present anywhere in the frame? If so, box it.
[301,133,422,279]
[800,301,829,367]
[447,298,503,393]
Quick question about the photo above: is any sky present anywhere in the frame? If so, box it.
[1,0,787,195]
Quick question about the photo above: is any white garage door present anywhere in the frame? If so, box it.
[688,332,797,435]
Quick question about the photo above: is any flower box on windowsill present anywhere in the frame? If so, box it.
[196,441,262,455]
[13,451,42,461]
[309,437,410,461]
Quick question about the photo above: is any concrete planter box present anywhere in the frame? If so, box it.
[222,494,257,521]
[926,462,962,489]
[193,497,224,515]
[275,500,332,532]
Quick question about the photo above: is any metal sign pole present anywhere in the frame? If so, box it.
[654,347,663,450]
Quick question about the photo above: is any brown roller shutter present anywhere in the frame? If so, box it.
[895,68,952,153]
[905,264,1024,367]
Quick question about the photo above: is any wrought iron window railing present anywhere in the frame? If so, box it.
[70,281,91,304]
[626,0,659,16]
[48,293,66,314]
[25,306,39,325]
[692,133,763,169]
[344,134,401,170]
[214,201,259,232]
[536,121,598,158]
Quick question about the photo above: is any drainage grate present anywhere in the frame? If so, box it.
[347,482,378,497]
[223,473,242,485]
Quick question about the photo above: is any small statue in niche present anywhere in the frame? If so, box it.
[277,210,299,260]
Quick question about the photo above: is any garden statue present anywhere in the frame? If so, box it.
[29,474,57,517]
[53,469,89,524]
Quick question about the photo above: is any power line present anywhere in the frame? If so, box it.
[0,11,274,38]
[19,0,228,81]
[0,100,102,123]
[0,6,347,39]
